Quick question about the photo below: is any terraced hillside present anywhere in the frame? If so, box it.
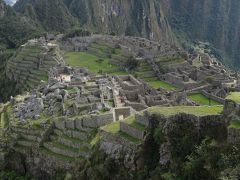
[6,40,64,91]
[65,41,178,90]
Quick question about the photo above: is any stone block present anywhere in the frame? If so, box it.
[65,120,75,130]
[55,121,66,130]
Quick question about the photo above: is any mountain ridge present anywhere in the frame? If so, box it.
[14,0,176,44]
[12,0,240,69]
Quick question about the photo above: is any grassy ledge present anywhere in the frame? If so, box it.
[226,92,240,104]
[188,93,221,106]
[143,77,177,90]
[124,116,145,131]
[147,105,223,117]
[229,120,240,130]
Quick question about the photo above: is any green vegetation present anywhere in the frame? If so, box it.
[64,52,125,75]
[226,92,240,103]
[0,170,29,180]
[40,148,76,162]
[0,50,22,102]
[124,116,145,131]
[66,87,78,94]
[101,122,120,134]
[144,77,177,90]
[118,132,140,143]
[5,42,59,93]
[229,120,240,129]
[153,126,165,145]
[63,29,91,40]
[90,133,101,146]
[51,141,87,153]
[0,112,8,128]
[188,93,221,106]
[147,105,223,117]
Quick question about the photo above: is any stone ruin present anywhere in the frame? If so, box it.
[14,97,44,121]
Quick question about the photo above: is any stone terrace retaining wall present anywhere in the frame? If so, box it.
[55,113,113,129]
[82,113,113,128]
[228,128,240,144]
[125,100,148,111]
[135,112,149,126]
[120,122,145,140]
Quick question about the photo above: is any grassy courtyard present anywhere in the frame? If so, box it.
[188,93,221,106]
[226,92,240,104]
[143,77,177,90]
[147,105,223,117]
[64,52,126,75]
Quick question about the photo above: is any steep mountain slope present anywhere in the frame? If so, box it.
[0,0,41,49]
[0,0,43,102]
[14,0,176,43]
[164,0,240,68]
[13,0,240,69]
[4,0,17,6]
[14,0,77,32]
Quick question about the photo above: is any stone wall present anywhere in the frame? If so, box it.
[116,75,144,95]
[82,113,113,128]
[228,128,240,144]
[125,100,148,111]
[120,122,145,140]
[119,89,139,101]
[135,112,150,126]
[55,113,113,129]
[182,81,199,90]
[223,100,239,116]
[161,73,183,87]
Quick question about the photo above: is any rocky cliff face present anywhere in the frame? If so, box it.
[66,0,175,43]
[14,0,176,44]
[0,0,5,18]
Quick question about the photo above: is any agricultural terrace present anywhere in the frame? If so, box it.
[188,93,221,106]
